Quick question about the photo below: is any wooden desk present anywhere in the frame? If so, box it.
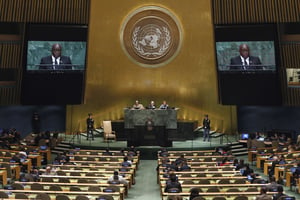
[16,181,128,196]
[0,189,122,200]
[39,174,133,188]
[0,157,32,173]
[274,166,285,181]
[0,169,7,185]
[28,154,42,167]
[256,155,269,169]
[0,162,20,180]
[264,161,272,175]
[10,164,20,180]
[248,151,257,163]
[50,164,137,176]
[39,148,51,162]
[286,171,292,187]
[161,191,275,200]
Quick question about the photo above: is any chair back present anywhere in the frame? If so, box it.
[103,121,112,133]
[11,183,24,190]
[75,195,89,200]
[31,183,43,190]
[15,193,28,199]
[56,194,70,200]
[49,185,62,191]
[36,193,51,200]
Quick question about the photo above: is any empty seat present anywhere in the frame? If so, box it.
[222,167,234,171]
[245,187,258,192]
[206,163,216,166]
[103,120,116,141]
[206,187,220,192]
[196,173,206,177]
[58,177,70,183]
[70,171,81,176]
[88,186,101,192]
[192,197,206,200]
[31,183,43,190]
[182,180,195,184]
[49,185,62,191]
[86,172,96,176]
[234,179,246,184]
[75,195,89,200]
[203,157,212,162]
[56,171,66,176]
[86,157,96,161]
[77,179,89,183]
[56,194,70,200]
[181,173,192,177]
[234,196,248,200]
[212,197,226,200]
[0,191,9,198]
[194,168,205,171]
[36,193,51,200]
[41,176,54,182]
[70,186,81,191]
[74,156,83,161]
[217,179,230,184]
[15,193,28,199]
[208,168,217,171]
[198,179,210,184]
[212,174,222,177]
[227,188,240,192]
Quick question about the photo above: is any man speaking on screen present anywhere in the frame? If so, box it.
[39,43,72,70]
[229,44,262,70]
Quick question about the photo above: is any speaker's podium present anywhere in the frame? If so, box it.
[124,108,178,147]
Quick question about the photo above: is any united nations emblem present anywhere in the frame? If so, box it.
[121,6,182,68]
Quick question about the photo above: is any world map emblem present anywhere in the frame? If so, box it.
[121,6,182,67]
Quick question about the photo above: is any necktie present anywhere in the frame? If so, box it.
[53,59,58,70]
[242,58,247,70]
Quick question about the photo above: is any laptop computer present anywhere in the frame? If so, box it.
[290,167,296,173]
[281,197,295,200]
[241,133,249,140]
[40,145,47,150]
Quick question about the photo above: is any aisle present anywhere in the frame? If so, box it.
[126,160,161,200]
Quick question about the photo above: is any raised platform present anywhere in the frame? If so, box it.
[62,132,236,159]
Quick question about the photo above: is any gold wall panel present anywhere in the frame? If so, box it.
[0,43,22,105]
[0,0,89,23]
[280,43,300,106]
[66,0,237,134]
[212,0,300,24]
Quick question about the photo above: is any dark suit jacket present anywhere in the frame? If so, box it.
[39,55,72,70]
[230,56,262,70]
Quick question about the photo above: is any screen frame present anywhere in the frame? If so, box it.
[21,23,88,105]
[23,23,88,74]
[214,23,282,105]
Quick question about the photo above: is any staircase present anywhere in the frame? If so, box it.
[228,141,248,156]
[51,141,73,155]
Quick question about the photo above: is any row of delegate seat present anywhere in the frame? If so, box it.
[0,147,140,200]
[157,150,275,200]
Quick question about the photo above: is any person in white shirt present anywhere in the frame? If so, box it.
[108,171,128,185]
